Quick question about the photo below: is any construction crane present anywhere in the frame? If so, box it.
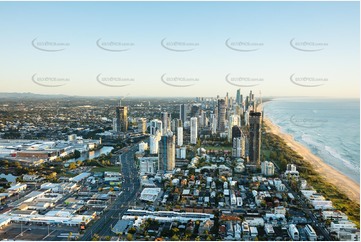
[119,93,130,106]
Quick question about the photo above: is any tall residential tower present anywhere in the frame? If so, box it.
[249,111,262,165]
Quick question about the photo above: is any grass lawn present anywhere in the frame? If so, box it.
[262,150,271,159]
[91,166,121,173]
[203,145,232,151]
[59,172,76,178]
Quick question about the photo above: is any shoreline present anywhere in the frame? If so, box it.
[262,115,360,204]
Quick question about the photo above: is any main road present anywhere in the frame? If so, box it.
[81,143,141,240]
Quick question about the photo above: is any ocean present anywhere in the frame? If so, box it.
[263,98,360,184]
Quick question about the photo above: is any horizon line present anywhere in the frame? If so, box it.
[0,92,359,100]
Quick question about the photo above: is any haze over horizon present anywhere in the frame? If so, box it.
[0,91,360,100]
[0,1,359,98]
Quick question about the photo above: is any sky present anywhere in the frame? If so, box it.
[0,1,359,98]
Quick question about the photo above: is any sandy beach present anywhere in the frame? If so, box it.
[263,116,360,204]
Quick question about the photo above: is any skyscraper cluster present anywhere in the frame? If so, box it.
[115,89,262,176]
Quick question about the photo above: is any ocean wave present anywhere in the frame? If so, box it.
[324,145,358,170]
[265,99,360,183]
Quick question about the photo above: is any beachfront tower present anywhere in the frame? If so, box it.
[249,111,262,165]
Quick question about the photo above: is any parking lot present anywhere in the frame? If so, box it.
[0,223,79,241]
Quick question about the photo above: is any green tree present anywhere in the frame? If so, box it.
[91,234,100,241]
[69,163,77,170]
[171,235,180,241]
[128,227,136,234]
[67,232,73,241]
[126,233,133,241]
[74,150,81,159]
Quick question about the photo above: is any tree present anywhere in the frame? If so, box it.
[69,163,77,170]
[128,227,136,234]
[74,150,81,159]
[126,233,133,241]
[46,172,57,181]
[91,234,100,241]
[171,235,180,241]
[67,232,73,241]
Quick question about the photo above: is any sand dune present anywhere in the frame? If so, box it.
[263,117,360,204]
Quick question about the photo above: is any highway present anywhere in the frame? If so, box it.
[81,144,140,240]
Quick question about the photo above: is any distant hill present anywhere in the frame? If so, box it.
[0,92,70,99]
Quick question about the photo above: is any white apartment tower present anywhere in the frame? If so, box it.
[190,117,198,144]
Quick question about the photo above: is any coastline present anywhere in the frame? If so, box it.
[262,115,360,204]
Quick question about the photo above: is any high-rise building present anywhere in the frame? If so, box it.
[138,141,148,153]
[225,92,229,107]
[190,104,201,118]
[232,128,245,158]
[244,110,249,126]
[171,118,182,133]
[228,115,241,142]
[236,89,242,105]
[177,126,183,146]
[112,118,118,132]
[217,99,226,132]
[210,112,217,134]
[158,131,176,173]
[261,161,275,176]
[176,146,187,159]
[149,119,162,135]
[115,106,128,132]
[190,117,198,144]
[199,110,206,128]
[180,104,187,124]
[161,112,171,135]
[139,157,159,175]
[249,90,253,102]
[232,125,242,141]
[149,131,161,154]
[249,111,262,165]
[137,118,147,134]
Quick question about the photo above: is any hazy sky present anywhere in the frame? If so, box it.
[0,2,359,98]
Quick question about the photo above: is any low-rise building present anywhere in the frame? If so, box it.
[330,220,357,232]
[288,224,299,241]
[304,224,317,241]
[322,210,348,221]
[139,188,161,202]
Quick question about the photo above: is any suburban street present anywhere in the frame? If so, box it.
[81,144,141,240]
[282,178,331,241]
